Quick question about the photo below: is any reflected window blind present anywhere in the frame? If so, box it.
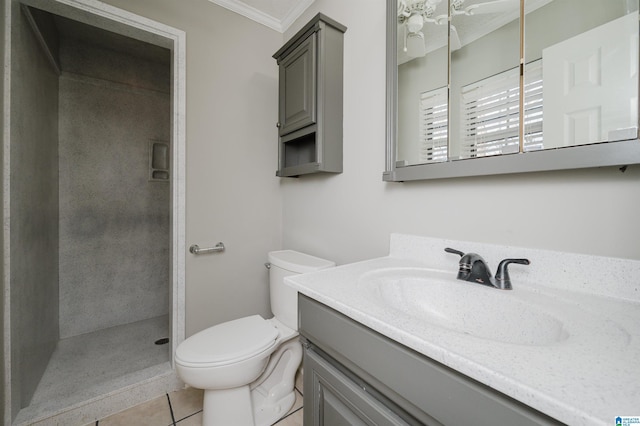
[460,67,520,158]
[460,60,544,158]
[419,87,448,163]
[523,60,544,151]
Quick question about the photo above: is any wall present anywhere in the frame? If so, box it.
[99,0,284,336]
[57,36,171,337]
[9,1,59,414]
[281,0,640,267]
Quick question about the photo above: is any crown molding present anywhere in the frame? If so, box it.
[279,0,315,32]
[208,0,315,33]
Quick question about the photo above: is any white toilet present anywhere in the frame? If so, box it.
[175,250,335,426]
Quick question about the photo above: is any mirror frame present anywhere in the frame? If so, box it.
[384,0,640,181]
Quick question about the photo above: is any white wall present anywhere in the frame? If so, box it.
[100,0,284,336]
[281,0,640,267]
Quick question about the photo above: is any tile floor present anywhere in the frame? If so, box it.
[92,371,304,426]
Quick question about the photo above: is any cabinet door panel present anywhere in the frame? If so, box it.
[278,33,316,136]
[304,347,411,426]
[322,388,369,426]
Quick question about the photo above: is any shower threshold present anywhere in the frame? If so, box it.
[14,315,178,425]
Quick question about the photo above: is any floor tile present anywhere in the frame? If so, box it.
[97,370,305,425]
[288,389,303,415]
[176,411,202,425]
[99,394,173,426]
[274,407,303,426]
[169,386,204,421]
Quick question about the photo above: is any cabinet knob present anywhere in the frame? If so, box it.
[276,122,281,128]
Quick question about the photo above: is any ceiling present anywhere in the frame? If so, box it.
[52,13,170,65]
[207,0,316,32]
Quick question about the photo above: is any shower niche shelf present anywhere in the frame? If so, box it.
[149,140,170,181]
[273,13,346,177]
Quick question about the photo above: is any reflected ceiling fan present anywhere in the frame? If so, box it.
[398,0,519,57]
[397,0,443,57]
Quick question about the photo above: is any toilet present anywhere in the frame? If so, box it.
[175,250,335,426]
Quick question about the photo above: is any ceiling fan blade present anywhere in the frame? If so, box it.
[433,13,448,25]
[450,25,462,51]
[398,0,411,19]
[465,0,519,15]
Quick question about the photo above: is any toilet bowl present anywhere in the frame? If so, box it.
[175,250,335,426]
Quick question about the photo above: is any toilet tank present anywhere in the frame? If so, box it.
[268,250,335,330]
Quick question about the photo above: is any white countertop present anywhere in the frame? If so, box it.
[285,234,640,425]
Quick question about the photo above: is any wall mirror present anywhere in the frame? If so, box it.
[385,0,640,181]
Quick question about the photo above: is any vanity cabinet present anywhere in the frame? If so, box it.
[273,14,346,177]
[304,346,412,425]
[299,295,562,426]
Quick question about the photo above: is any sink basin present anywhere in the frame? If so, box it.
[358,268,569,346]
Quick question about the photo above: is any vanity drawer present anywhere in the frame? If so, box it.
[299,294,561,426]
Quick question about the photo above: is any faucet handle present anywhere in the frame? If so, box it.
[444,247,465,257]
[494,258,530,290]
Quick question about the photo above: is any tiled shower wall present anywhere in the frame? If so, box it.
[9,5,60,414]
[57,36,171,338]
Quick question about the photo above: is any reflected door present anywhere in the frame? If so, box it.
[543,12,638,146]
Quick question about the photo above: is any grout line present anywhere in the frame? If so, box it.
[271,389,304,425]
[175,410,203,424]
[273,406,303,425]
[166,393,177,426]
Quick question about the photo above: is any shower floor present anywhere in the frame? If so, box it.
[15,315,172,425]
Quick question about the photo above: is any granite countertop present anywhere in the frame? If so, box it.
[285,234,640,425]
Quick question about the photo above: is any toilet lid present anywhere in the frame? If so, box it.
[176,315,279,366]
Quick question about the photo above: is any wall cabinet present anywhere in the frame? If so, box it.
[277,33,316,137]
[299,295,562,426]
[273,14,346,177]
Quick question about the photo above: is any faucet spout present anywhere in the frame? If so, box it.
[445,248,530,290]
[445,248,493,286]
[461,253,494,286]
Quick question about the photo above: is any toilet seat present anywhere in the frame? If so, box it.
[176,315,279,368]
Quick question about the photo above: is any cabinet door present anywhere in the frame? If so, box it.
[304,347,412,426]
[278,33,316,136]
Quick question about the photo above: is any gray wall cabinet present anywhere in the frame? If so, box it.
[273,14,346,177]
[299,295,562,426]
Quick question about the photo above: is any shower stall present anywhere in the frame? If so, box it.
[2,1,186,424]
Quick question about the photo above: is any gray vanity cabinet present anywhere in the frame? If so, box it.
[304,346,412,425]
[273,14,346,177]
[299,295,562,426]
